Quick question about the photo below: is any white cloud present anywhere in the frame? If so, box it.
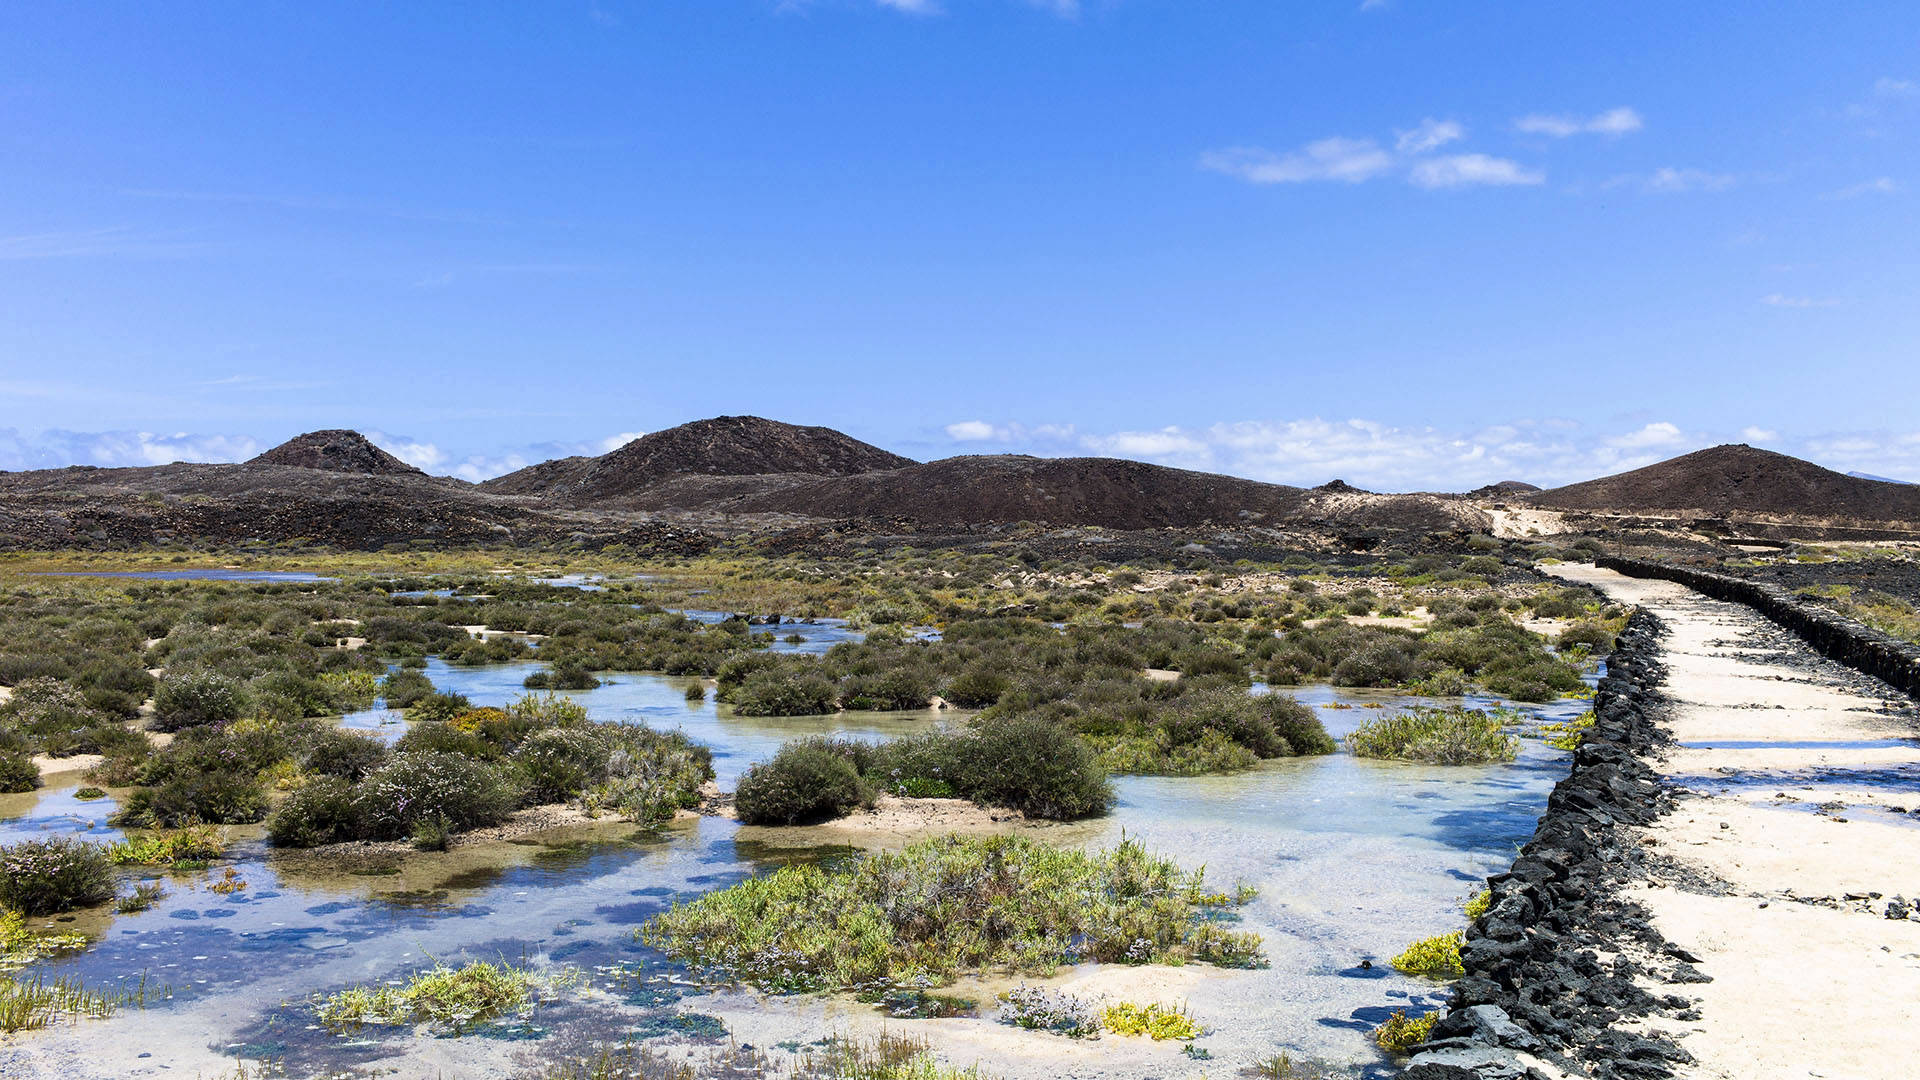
[598,431,645,452]
[0,429,262,471]
[874,0,940,12]
[1395,118,1464,154]
[1082,427,1212,466]
[1515,107,1643,137]
[1875,77,1918,98]
[1409,154,1544,189]
[946,420,999,442]
[1606,422,1685,450]
[1200,138,1396,185]
[0,227,205,261]
[1831,176,1900,198]
[1646,167,1735,193]
[365,432,448,469]
[1741,427,1779,443]
[1762,293,1841,309]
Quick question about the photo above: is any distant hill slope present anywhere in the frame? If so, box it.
[721,455,1490,531]
[725,455,1306,529]
[249,430,423,475]
[481,416,915,504]
[1528,445,1920,522]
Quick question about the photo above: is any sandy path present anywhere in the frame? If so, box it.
[1545,563,1920,1080]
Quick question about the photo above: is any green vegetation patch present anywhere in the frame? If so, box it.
[641,835,1261,993]
[1346,706,1520,765]
[315,959,566,1033]
[1389,931,1465,978]
[1372,1008,1438,1053]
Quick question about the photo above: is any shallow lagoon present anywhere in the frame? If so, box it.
[0,651,1594,1079]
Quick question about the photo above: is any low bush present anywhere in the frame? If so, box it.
[642,834,1261,992]
[266,776,359,848]
[151,668,247,732]
[727,669,838,717]
[1101,1001,1202,1040]
[316,960,542,1033]
[0,752,39,794]
[1372,1009,1438,1052]
[105,825,226,866]
[998,986,1101,1038]
[1388,931,1464,978]
[112,768,268,827]
[734,740,870,825]
[1346,707,1519,765]
[0,838,117,916]
[350,752,522,841]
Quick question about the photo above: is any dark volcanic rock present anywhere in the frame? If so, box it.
[1528,444,1920,524]
[249,430,423,475]
[1410,612,1700,1080]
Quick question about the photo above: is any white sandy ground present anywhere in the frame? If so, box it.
[1544,564,1920,1080]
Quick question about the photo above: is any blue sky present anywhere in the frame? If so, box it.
[2,2,1916,489]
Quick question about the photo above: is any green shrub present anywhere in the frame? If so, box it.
[1373,1009,1438,1052]
[729,670,838,717]
[1101,1001,1202,1040]
[151,668,247,732]
[112,768,268,827]
[0,752,39,794]
[642,835,1261,993]
[513,727,608,804]
[735,741,870,825]
[1388,931,1465,977]
[350,752,522,840]
[1346,707,1519,765]
[303,729,391,781]
[379,668,435,708]
[0,838,116,916]
[267,776,359,848]
[954,717,1113,819]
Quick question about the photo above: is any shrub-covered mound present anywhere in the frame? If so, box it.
[266,693,713,848]
[0,838,117,916]
[641,834,1262,992]
[1346,706,1520,765]
[732,716,1114,826]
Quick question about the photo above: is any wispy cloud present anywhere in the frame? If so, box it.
[1762,293,1841,309]
[1395,119,1464,154]
[1874,76,1917,99]
[1645,167,1736,193]
[1514,107,1643,137]
[1409,154,1542,189]
[1200,139,1396,185]
[874,0,941,13]
[1829,176,1900,199]
[1205,119,1537,190]
[0,227,206,261]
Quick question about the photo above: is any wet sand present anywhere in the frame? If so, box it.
[1546,564,1920,1080]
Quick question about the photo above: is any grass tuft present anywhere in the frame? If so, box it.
[1388,931,1465,978]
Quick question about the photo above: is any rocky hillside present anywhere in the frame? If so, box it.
[1527,445,1920,523]
[722,455,1309,529]
[248,430,423,475]
[481,416,915,505]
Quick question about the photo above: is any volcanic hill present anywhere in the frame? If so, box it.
[1527,444,1920,523]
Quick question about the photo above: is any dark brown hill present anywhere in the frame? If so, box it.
[1468,480,1542,498]
[1528,445,1920,522]
[480,416,915,504]
[248,430,423,475]
[724,455,1311,529]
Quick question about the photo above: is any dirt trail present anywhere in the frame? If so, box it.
[1545,563,1920,1080]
